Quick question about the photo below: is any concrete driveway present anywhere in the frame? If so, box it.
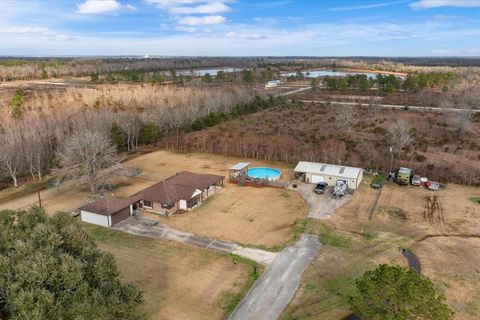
[229,234,321,320]
[114,214,277,265]
[289,181,352,219]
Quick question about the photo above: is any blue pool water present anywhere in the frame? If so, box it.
[246,167,281,180]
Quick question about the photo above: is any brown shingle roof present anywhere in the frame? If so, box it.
[79,195,133,216]
[135,171,224,205]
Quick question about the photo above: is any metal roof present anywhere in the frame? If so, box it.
[294,161,362,180]
[230,162,250,170]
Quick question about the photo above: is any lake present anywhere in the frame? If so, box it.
[281,69,387,78]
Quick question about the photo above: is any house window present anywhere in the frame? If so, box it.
[143,200,152,208]
[162,203,174,209]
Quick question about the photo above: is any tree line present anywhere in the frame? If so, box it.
[0,85,275,191]
[323,72,455,92]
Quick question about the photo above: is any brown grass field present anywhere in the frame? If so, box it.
[283,176,480,320]
[82,224,257,320]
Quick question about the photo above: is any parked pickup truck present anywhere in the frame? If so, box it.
[314,182,328,194]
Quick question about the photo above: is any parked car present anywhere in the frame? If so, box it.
[371,181,383,189]
[411,175,421,186]
[314,182,328,194]
[427,181,440,191]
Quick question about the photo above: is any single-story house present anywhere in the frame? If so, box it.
[134,171,224,216]
[294,161,363,189]
[80,195,135,227]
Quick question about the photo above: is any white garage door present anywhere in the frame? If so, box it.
[311,175,325,183]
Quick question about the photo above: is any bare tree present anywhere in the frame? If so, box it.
[22,117,53,181]
[389,119,413,153]
[337,105,358,134]
[56,129,120,193]
[453,89,478,136]
[368,99,382,121]
[0,122,24,187]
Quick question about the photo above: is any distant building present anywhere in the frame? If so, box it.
[265,80,281,88]
[143,54,150,59]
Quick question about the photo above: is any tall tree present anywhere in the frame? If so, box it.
[56,129,120,193]
[0,207,144,319]
[349,264,454,320]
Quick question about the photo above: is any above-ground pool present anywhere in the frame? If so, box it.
[246,167,281,181]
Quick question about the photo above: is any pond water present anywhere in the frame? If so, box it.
[281,69,387,78]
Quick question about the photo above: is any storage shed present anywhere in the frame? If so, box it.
[294,161,363,189]
[80,195,134,227]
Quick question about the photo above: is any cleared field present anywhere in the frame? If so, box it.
[284,178,480,319]
[83,224,257,320]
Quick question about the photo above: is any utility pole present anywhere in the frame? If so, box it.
[37,186,42,208]
[389,145,394,176]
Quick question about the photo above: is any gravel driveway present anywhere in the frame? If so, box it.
[229,234,321,320]
[289,182,352,219]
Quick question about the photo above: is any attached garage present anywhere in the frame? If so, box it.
[294,161,363,190]
[80,195,133,228]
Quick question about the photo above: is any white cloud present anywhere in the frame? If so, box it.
[175,25,198,32]
[330,0,407,11]
[77,0,122,14]
[145,0,230,30]
[431,49,452,55]
[0,27,55,35]
[178,15,226,26]
[226,31,265,40]
[170,2,230,14]
[410,0,480,9]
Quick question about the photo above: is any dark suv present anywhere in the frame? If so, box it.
[314,182,328,194]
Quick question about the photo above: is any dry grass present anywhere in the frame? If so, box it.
[285,177,480,319]
[82,224,253,320]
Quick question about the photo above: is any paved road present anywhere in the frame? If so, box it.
[114,215,277,265]
[295,99,480,113]
[229,234,321,320]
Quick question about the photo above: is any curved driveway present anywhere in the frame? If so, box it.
[229,234,321,320]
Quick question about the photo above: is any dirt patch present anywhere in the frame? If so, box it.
[83,224,253,320]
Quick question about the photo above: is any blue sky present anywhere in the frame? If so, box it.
[0,0,479,56]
